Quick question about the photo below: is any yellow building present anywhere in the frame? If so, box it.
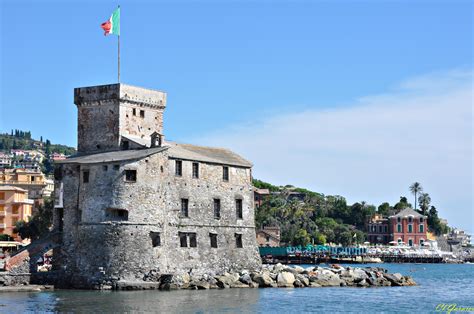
[0,186,34,242]
[0,168,48,200]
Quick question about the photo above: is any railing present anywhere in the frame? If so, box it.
[0,180,46,185]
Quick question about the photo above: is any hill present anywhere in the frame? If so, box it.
[0,129,76,156]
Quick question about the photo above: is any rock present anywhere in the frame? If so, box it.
[403,276,417,286]
[252,273,274,287]
[383,273,403,286]
[277,272,295,287]
[293,266,305,273]
[215,275,236,288]
[239,274,252,285]
[190,280,210,290]
[309,282,321,287]
[293,279,305,288]
[249,281,259,288]
[295,274,310,287]
[159,282,179,291]
[352,268,368,283]
[230,282,249,288]
[274,263,285,273]
[313,271,343,287]
[356,279,369,287]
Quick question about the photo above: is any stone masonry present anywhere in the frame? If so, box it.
[53,83,261,289]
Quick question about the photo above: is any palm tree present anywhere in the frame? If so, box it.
[409,182,423,210]
[418,193,431,215]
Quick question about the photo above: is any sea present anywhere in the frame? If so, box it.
[0,263,473,313]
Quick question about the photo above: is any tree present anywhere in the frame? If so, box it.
[377,202,391,216]
[418,193,431,215]
[394,196,412,210]
[409,182,423,210]
[14,197,54,241]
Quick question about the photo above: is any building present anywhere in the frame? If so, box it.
[0,152,12,168]
[0,186,34,243]
[53,83,261,289]
[256,226,281,247]
[0,168,49,200]
[367,208,428,247]
[254,188,270,208]
[50,152,67,161]
[367,214,389,244]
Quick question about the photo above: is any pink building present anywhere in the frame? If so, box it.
[389,208,428,247]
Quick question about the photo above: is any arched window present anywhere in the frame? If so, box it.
[397,217,401,223]
[420,217,424,223]
[408,216,413,223]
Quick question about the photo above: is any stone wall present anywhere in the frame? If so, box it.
[55,150,261,289]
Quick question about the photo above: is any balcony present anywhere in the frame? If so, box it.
[0,180,46,186]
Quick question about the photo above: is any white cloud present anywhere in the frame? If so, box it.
[195,69,473,232]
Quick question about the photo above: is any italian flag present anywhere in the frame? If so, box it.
[101,7,120,36]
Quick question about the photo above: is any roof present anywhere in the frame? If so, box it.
[255,188,270,194]
[57,147,168,164]
[167,142,252,168]
[0,185,28,192]
[57,142,252,168]
[122,134,151,147]
[390,207,425,218]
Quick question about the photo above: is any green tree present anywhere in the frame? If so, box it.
[377,202,391,216]
[14,197,54,240]
[293,228,311,246]
[409,182,423,210]
[418,193,431,215]
[394,196,412,211]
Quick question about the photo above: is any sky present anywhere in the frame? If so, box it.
[0,0,472,231]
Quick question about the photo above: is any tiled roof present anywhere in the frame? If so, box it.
[0,185,28,192]
[390,207,425,218]
[57,147,168,164]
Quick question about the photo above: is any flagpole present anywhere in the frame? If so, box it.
[118,5,120,83]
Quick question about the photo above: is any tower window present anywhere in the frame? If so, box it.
[150,232,161,247]
[223,166,229,181]
[179,232,197,248]
[236,199,243,219]
[133,108,136,116]
[181,198,189,217]
[140,110,145,118]
[210,233,218,248]
[213,199,221,219]
[179,232,187,247]
[175,160,182,176]
[83,171,89,183]
[192,162,199,179]
[235,233,243,248]
[122,140,129,150]
[125,170,137,182]
[102,165,108,171]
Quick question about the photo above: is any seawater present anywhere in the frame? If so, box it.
[0,264,473,313]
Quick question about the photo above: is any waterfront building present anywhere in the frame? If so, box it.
[367,208,428,247]
[254,188,270,208]
[256,226,281,247]
[0,186,34,243]
[53,83,261,288]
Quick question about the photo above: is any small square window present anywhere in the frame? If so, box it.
[192,162,199,179]
[113,165,120,171]
[83,171,89,183]
[102,165,108,171]
[140,110,145,118]
[210,233,218,248]
[223,166,229,181]
[175,160,182,176]
[125,170,137,182]
[235,233,243,248]
[150,232,161,247]
[132,108,136,116]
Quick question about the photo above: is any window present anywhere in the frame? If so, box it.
[140,110,145,118]
[133,108,136,116]
[420,239,424,246]
[378,225,383,233]
[408,216,413,223]
[420,217,424,223]
[179,232,187,247]
[397,224,402,233]
[106,208,128,221]
[384,225,388,233]
[181,199,189,217]
[223,166,229,181]
[150,232,161,247]
[31,176,35,182]
[0,192,4,200]
[175,160,182,176]
[266,235,270,242]
[125,170,137,182]
[113,165,120,170]
[213,199,221,219]
[419,224,424,233]
[83,171,89,183]
[192,162,199,179]
[122,141,129,150]
[236,199,243,219]
[235,233,243,248]
[210,233,218,248]
[12,205,19,215]
[408,239,413,247]
[397,217,401,223]
[179,232,197,248]
[102,165,108,171]
[408,224,413,233]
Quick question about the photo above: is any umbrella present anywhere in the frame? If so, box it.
[389,241,398,244]
[363,242,370,244]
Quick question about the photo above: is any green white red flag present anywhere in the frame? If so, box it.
[101,7,120,36]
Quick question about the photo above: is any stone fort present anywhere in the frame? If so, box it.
[53,83,261,288]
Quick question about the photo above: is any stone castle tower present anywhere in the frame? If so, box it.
[54,83,261,289]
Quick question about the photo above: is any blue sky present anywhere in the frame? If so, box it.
[1,0,472,231]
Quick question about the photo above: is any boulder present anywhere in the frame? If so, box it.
[239,274,253,285]
[190,280,210,290]
[274,263,285,273]
[383,273,403,286]
[277,272,296,287]
[215,275,236,288]
[293,266,305,274]
[293,279,305,288]
[252,273,274,287]
[295,274,310,287]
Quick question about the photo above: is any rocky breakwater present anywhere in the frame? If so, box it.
[116,264,416,290]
